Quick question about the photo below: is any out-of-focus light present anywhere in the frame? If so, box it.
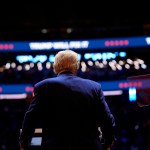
[127,59,133,64]
[46,62,51,69]
[5,63,10,69]
[87,60,93,66]
[11,62,16,68]
[116,64,122,70]
[49,55,55,62]
[66,28,72,34]
[30,63,34,68]
[102,60,107,65]
[134,65,140,70]
[111,66,117,71]
[119,52,126,57]
[0,93,27,99]
[17,65,22,71]
[129,87,136,102]
[38,66,43,71]
[104,90,123,96]
[125,64,130,69]
[99,63,104,68]
[95,61,100,66]
[141,64,147,69]
[25,64,30,71]
[137,58,144,64]
[41,29,48,34]
[119,60,124,65]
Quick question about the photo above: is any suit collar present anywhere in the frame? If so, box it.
[57,71,74,76]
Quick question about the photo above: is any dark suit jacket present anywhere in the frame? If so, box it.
[19,72,116,150]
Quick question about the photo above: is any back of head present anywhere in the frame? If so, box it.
[53,49,79,74]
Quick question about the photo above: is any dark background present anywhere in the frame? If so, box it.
[0,3,150,40]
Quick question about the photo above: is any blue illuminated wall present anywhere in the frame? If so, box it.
[0,36,150,52]
[0,78,150,94]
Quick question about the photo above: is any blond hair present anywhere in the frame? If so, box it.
[53,49,79,74]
